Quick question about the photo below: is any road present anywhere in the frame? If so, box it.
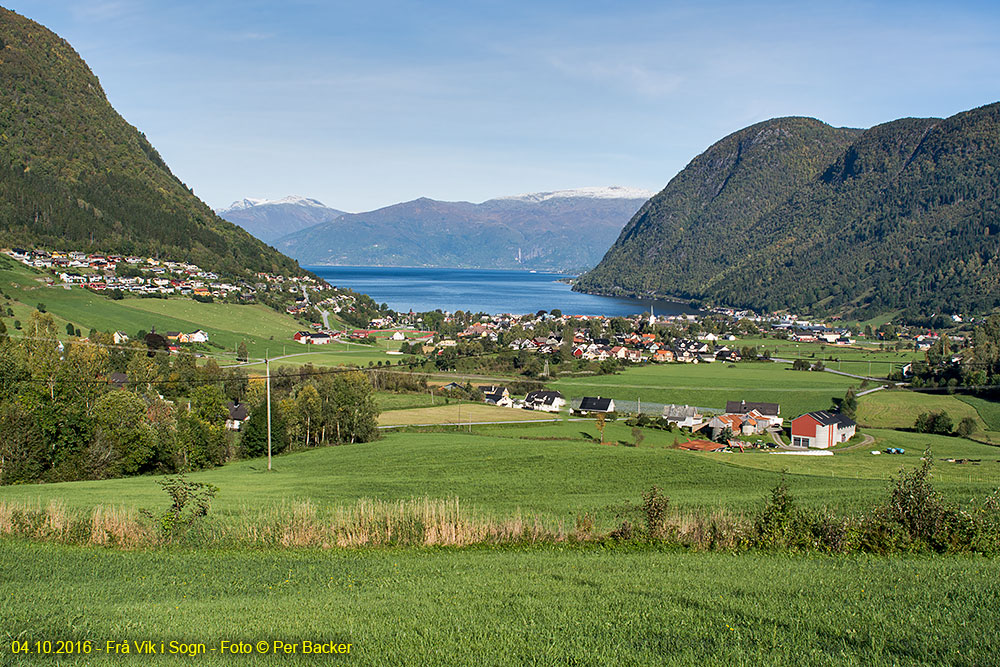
[379,417,590,429]
[835,432,877,452]
[318,307,332,329]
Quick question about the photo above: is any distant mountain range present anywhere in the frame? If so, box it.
[215,196,345,243]
[0,8,306,279]
[218,186,653,272]
[575,104,1000,318]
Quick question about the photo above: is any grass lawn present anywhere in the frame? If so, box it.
[551,362,858,418]
[2,540,997,666]
[857,390,986,430]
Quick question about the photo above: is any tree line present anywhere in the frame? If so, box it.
[0,311,380,485]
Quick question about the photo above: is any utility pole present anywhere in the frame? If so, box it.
[266,350,272,471]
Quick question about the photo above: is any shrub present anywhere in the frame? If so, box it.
[956,416,978,437]
[883,453,956,551]
[754,475,805,548]
[140,475,219,538]
[641,486,670,539]
[914,411,953,435]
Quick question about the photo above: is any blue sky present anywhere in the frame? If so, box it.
[7,1,1000,211]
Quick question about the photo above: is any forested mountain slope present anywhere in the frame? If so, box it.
[0,8,305,277]
[575,104,1000,318]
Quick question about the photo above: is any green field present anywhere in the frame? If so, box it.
[734,337,914,377]
[957,394,1000,430]
[252,346,405,371]
[3,540,998,666]
[376,392,470,411]
[3,423,997,529]
[857,390,986,430]
[4,377,1000,665]
[551,362,859,418]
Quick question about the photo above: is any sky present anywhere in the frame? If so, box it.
[6,1,1000,212]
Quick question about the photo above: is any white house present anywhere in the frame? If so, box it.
[524,390,566,413]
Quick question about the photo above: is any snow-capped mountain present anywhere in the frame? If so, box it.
[216,195,332,213]
[271,186,654,272]
[216,196,345,244]
[497,186,656,204]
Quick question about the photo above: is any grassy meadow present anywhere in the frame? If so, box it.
[857,390,986,430]
[3,540,998,666]
[551,362,859,417]
[3,422,998,530]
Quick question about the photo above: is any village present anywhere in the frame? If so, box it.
[2,246,330,301]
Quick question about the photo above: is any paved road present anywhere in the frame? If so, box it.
[318,306,332,330]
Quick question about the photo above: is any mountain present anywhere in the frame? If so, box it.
[216,196,345,243]
[574,104,1000,318]
[0,8,305,277]
[272,187,654,272]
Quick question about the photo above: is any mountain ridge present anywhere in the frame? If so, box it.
[574,104,1000,318]
[0,8,306,278]
[265,187,653,272]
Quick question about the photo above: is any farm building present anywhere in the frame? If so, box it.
[791,411,856,449]
[678,439,727,452]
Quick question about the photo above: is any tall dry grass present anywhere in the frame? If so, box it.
[0,498,568,549]
[232,497,564,547]
[0,500,158,548]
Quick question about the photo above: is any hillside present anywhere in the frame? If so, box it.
[0,8,305,278]
[216,196,345,243]
[272,187,653,272]
[574,104,1000,318]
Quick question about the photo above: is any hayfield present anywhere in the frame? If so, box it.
[378,403,552,426]
[2,540,998,666]
[857,390,986,430]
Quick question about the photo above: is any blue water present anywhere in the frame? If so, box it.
[307,266,700,317]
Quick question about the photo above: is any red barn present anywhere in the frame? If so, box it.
[791,411,856,449]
